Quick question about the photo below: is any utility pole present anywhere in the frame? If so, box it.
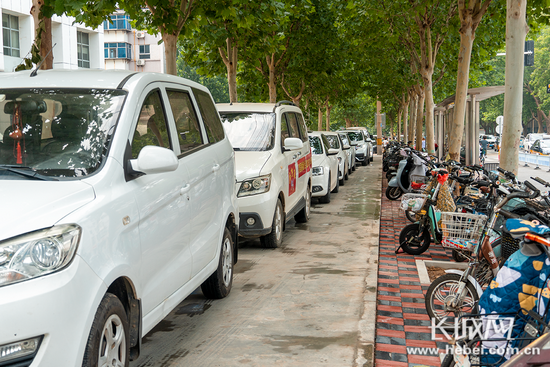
[376,100,382,155]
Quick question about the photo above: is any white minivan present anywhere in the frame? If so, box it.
[0,70,238,366]
[218,102,312,248]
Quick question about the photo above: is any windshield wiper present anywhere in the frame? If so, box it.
[0,165,58,181]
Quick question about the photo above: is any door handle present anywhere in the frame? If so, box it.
[296,152,302,157]
[212,164,220,172]
[292,154,298,160]
[180,184,191,195]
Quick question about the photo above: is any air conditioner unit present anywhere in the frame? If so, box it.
[136,59,146,66]
[136,31,146,38]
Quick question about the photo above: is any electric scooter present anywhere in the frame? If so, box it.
[385,148,428,200]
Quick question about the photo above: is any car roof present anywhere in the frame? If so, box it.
[308,131,326,137]
[0,69,209,92]
[217,103,302,114]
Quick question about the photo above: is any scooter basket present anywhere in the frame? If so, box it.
[410,174,429,184]
[400,193,427,213]
[440,212,487,250]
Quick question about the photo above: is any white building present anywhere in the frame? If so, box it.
[1,3,164,74]
[102,12,165,73]
[1,0,104,72]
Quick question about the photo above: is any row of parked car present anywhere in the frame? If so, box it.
[0,70,373,367]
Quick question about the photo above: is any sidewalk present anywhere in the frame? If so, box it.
[375,177,456,367]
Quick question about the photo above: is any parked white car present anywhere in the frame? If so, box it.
[308,131,339,203]
[341,129,370,166]
[345,126,373,162]
[524,133,545,152]
[0,70,238,366]
[323,131,349,185]
[338,131,356,173]
[218,102,312,248]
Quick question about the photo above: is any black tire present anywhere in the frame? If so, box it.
[399,223,431,255]
[348,161,352,175]
[260,199,283,248]
[339,171,345,186]
[405,210,417,223]
[383,163,388,172]
[425,273,479,328]
[83,293,129,367]
[370,156,374,162]
[344,163,349,180]
[331,174,339,193]
[201,228,234,298]
[440,353,454,367]
[362,159,367,166]
[352,161,356,171]
[319,175,331,204]
[385,171,394,180]
[385,186,402,200]
[295,188,311,223]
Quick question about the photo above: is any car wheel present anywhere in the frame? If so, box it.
[331,174,339,193]
[344,163,349,180]
[370,155,373,162]
[319,175,331,204]
[295,187,311,223]
[352,161,356,171]
[260,199,283,248]
[83,293,129,367]
[339,172,345,186]
[362,158,367,166]
[201,227,234,298]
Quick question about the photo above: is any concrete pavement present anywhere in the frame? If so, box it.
[130,157,382,367]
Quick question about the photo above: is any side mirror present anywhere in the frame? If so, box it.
[129,146,178,175]
[284,137,303,151]
[342,144,350,150]
[366,138,372,143]
[327,148,339,155]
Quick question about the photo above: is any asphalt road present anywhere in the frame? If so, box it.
[129,158,382,367]
[485,150,550,191]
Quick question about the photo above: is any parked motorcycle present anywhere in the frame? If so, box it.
[385,148,430,200]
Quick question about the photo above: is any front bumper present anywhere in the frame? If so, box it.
[0,256,105,367]
[236,191,278,238]
[311,173,329,197]
[355,152,366,161]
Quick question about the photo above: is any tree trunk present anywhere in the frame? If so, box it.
[404,92,411,143]
[448,24,475,161]
[318,107,323,131]
[409,94,417,144]
[398,107,402,142]
[219,37,238,103]
[424,79,436,154]
[267,54,277,103]
[501,0,528,175]
[163,33,178,75]
[325,104,331,132]
[31,0,53,69]
[345,118,352,128]
[416,89,425,150]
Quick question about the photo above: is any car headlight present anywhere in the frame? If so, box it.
[0,224,81,287]
[356,143,364,148]
[312,166,324,176]
[238,174,271,197]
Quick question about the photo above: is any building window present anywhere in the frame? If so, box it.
[139,45,150,59]
[77,31,90,68]
[2,14,20,57]
[104,43,132,59]
[103,15,131,31]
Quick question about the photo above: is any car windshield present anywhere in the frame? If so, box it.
[220,112,276,151]
[0,88,126,179]
[338,133,350,146]
[309,136,323,155]
[541,140,550,148]
[325,135,340,149]
[347,131,364,142]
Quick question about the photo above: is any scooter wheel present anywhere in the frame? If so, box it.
[405,210,417,223]
[399,223,431,255]
[385,186,402,200]
[385,171,394,180]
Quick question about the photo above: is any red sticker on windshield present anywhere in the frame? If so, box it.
[288,163,296,196]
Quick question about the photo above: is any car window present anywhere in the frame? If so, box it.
[285,113,300,139]
[325,134,340,149]
[339,133,350,146]
[347,131,363,142]
[166,89,204,154]
[321,134,331,155]
[309,136,323,155]
[0,88,126,178]
[192,88,224,144]
[131,89,171,159]
[221,112,276,151]
[295,113,308,142]
[281,113,290,146]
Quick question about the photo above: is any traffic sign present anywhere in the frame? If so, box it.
[496,125,502,134]
[496,116,503,126]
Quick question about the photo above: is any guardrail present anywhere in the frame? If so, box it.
[519,152,550,170]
